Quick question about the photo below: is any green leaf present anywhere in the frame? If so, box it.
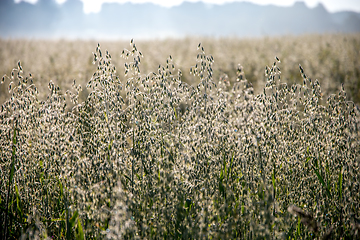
[173,106,178,119]
[51,218,65,222]
[15,183,23,221]
[77,218,85,240]
[296,217,301,237]
[227,152,234,180]
[69,210,79,229]
[104,111,108,123]
[238,170,243,180]
[219,181,225,198]
[108,139,113,151]
[314,168,331,198]
[58,177,64,200]
[220,167,224,181]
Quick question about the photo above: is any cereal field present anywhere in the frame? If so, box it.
[0,34,360,239]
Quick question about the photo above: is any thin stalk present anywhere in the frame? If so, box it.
[204,85,207,112]
[132,125,135,194]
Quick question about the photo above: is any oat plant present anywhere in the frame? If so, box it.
[1,40,359,239]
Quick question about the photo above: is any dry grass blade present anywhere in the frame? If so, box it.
[288,205,318,233]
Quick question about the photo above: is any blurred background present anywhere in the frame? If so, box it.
[1,0,360,39]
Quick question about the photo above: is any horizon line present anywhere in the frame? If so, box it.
[13,0,360,14]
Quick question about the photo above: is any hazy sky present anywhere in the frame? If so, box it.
[15,0,360,13]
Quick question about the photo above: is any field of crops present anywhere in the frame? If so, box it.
[0,34,360,239]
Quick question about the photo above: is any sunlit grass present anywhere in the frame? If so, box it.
[0,37,359,239]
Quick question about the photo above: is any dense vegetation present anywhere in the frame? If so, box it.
[1,34,360,105]
[0,35,360,239]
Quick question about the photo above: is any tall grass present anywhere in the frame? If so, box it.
[1,34,360,105]
[0,39,359,239]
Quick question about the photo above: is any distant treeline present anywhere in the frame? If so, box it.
[1,0,360,39]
